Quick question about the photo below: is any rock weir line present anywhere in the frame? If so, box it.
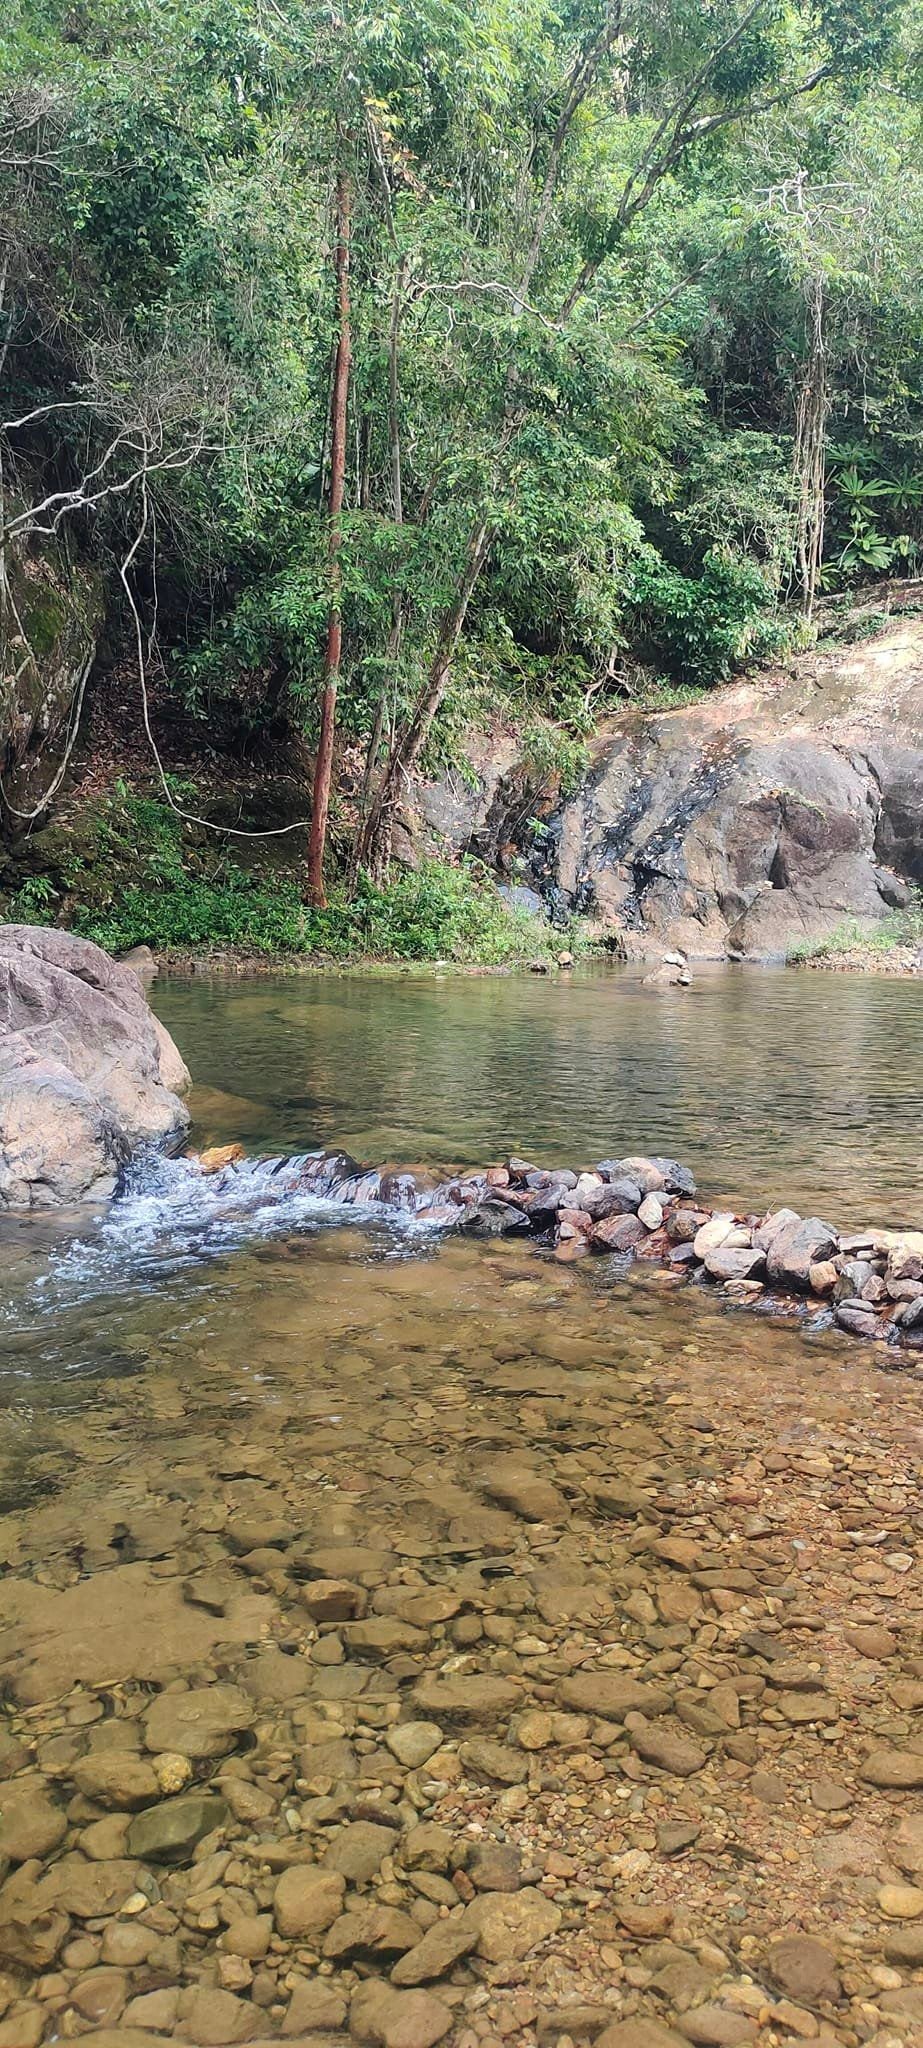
[192,1143,923,1353]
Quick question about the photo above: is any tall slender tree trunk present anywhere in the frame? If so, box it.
[357,517,493,879]
[307,154,352,906]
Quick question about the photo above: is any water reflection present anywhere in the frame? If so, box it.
[154,964,922,1226]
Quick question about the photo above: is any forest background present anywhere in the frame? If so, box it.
[2,0,922,958]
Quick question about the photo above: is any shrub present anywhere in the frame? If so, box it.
[627,547,789,687]
[74,856,558,964]
[8,788,561,964]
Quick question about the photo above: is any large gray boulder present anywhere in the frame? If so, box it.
[415,613,923,958]
[547,626,923,957]
[0,926,189,1207]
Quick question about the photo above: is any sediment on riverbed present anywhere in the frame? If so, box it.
[192,1145,923,1355]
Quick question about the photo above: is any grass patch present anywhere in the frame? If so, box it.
[4,790,573,966]
[788,897,923,963]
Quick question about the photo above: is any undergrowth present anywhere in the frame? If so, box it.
[788,897,923,962]
[3,791,568,965]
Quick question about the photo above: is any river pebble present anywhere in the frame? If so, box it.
[2,1227,923,2046]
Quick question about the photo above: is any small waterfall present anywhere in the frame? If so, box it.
[3,1148,462,1332]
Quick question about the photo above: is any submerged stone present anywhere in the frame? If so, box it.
[126,1792,228,1864]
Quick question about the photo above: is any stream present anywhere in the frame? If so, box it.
[0,964,922,2047]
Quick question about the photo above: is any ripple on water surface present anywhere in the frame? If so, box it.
[149,962,923,1225]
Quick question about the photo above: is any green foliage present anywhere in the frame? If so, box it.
[74,856,559,965]
[8,789,560,963]
[788,895,923,961]
[304,862,559,964]
[69,792,318,951]
[74,866,311,954]
[670,431,797,590]
[826,457,923,579]
[520,724,589,800]
[8,874,58,922]
[627,549,790,687]
[2,0,922,877]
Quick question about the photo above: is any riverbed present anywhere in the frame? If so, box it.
[0,965,921,2048]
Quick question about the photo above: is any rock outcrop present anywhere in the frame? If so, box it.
[185,1144,923,1353]
[0,926,189,1207]
[415,614,923,958]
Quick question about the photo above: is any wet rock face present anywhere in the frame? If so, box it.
[553,714,921,959]
[416,621,923,957]
[0,925,189,1207]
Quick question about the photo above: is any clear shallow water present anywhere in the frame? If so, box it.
[0,960,919,1462]
[1,962,922,2046]
[154,963,923,1226]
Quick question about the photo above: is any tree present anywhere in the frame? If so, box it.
[1,0,919,893]
[307,145,352,905]
[354,0,905,872]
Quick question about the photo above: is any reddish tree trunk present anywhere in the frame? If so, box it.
[307,158,352,906]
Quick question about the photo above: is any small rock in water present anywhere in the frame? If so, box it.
[197,1143,245,1174]
[386,1721,444,1768]
[465,1886,563,1960]
[126,1792,229,1864]
[861,1750,923,1789]
[878,1883,923,1919]
[143,1683,254,1760]
[350,1979,453,2048]
[766,1936,842,2005]
[273,1864,346,1937]
[642,958,692,987]
[152,1751,193,1795]
[0,1781,66,1863]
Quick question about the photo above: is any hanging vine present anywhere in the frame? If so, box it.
[792,272,830,620]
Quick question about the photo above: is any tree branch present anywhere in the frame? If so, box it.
[518,0,624,302]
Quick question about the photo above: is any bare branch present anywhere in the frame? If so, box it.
[1,398,107,433]
[414,277,567,341]
[616,0,769,227]
[518,0,624,302]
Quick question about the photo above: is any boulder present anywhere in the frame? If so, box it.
[558,1673,669,1720]
[118,944,157,984]
[350,1979,453,2048]
[0,925,189,1207]
[761,1212,838,1289]
[143,1682,254,1760]
[703,1244,766,1283]
[517,626,923,957]
[0,1779,67,1862]
[126,1792,228,1863]
[413,1672,522,1725]
[590,1213,646,1254]
[464,1886,562,1961]
[273,1866,346,1939]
